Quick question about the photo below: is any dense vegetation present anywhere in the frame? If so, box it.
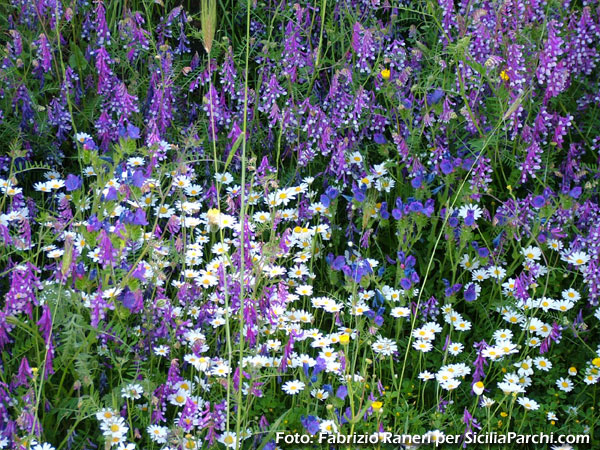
[0,0,599,448]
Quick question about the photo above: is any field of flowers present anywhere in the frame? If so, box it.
[1,0,600,448]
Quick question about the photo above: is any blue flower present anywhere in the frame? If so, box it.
[492,231,504,248]
[464,283,477,302]
[119,123,140,139]
[301,415,320,435]
[569,186,582,199]
[132,208,148,226]
[477,247,489,258]
[440,159,453,174]
[104,186,118,201]
[464,211,475,226]
[327,254,346,271]
[352,183,366,203]
[400,277,412,290]
[336,385,348,400]
[427,88,444,105]
[373,133,386,144]
[65,174,82,191]
[131,169,146,188]
[531,195,545,208]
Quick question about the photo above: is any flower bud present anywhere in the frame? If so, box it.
[473,381,485,395]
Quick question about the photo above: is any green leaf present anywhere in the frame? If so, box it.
[69,41,88,70]
[257,409,291,450]
[223,132,244,172]
[502,92,525,122]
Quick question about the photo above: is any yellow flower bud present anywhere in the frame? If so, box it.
[207,208,220,226]
[473,381,485,395]
[372,401,383,412]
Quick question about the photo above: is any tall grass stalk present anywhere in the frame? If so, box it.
[233,0,253,446]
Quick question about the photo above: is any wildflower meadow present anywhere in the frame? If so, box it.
[1,0,600,448]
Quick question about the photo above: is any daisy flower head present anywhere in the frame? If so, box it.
[121,383,143,400]
[282,380,305,395]
[211,362,231,377]
[34,181,52,193]
[498,381,525,394]
[547,239,563,251]
[116,444,135,450]
[215,172,233,185]
[458,204,483,226]
[480,395,495,408]
[472,268,490,282]
[517,397,540,411]
[566,251,590,267]
[562,288,580,302]
[218,432,239,449]
[413,339,433,353]
[493,329,513,341]
[390,306,410,318]
[537,297,554,312]
[455,320,472,332]
[311,388,329,401]
[448,342,464,356]
[349,152,363,165]
[101,416,129,440]
[96,408,118,423]
[127,156,145,168]
[482,345,503,361]
[515,358,534,376]
[556,377,574,392]
[412,327,434,341]
[168,389,189,406]
[522,246,542,261]
[553,300,574,313]
[375,177,395,192]
[372,336,398,356]
[487,265,506,280]
[473,381,485,395]
[440,379,461,391]
[33,444,56,450]
[75,132,92,144]
[147,424,169,444]
[532,357,552,372]
[460,254,480,271]
[296,284,313,296]
[419,371,434,381]
[320,420,338,434]
[548,239,563,252]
